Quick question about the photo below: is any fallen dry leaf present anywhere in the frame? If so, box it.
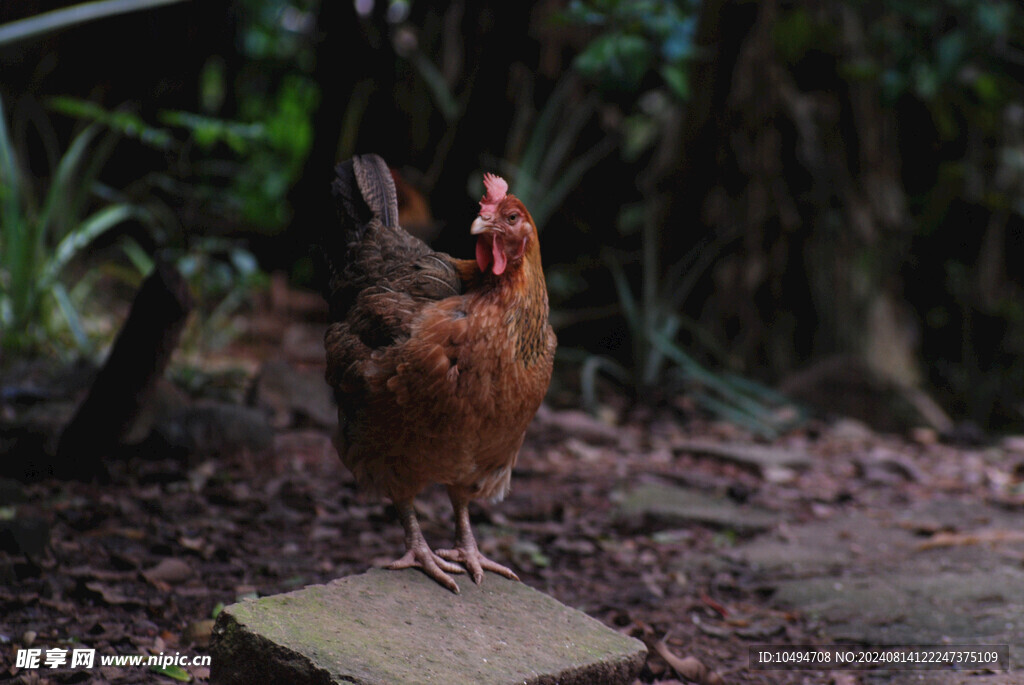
[653,640,724,685]
[143,558,194,585]
[917,529,1024,550]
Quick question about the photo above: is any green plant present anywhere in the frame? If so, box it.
[560,0,699,99]
[121,236,268,353]
[50,74,317,232]
[0,96,150,355]
[485,74,617,232]
[586,207,802,438]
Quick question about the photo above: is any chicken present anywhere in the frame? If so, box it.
[317,154,556,593]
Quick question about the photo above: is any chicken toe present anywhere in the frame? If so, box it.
[387,545,464,593]
[436,492,519,584]
[388,499,464,593]
[435,544,519,585]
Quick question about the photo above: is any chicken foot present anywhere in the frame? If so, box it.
[436,489,519,584]
[387,499,465,593]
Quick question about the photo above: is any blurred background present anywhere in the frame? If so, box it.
[3,0,1024,436]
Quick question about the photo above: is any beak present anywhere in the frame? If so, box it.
[471,216,497,235]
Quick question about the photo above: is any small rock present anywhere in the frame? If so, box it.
[183,619,215,647]
[830,418,875,441]
[250,360,336,430]
[154,401,274,459]
[672,439,811,474]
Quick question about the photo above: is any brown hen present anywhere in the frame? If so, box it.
[318,154,555,592]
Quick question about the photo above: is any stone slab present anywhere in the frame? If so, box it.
[210,569,646,685]
[616,483,779,534]
[722,499,1024,678]
[673,439,812,471]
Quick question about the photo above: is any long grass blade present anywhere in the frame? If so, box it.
[689,390,779,439]
[35,124,102,242]
[642,313,681,388]
[648,328,784,428]
[120,236,155,275]
[40,204,140,289]
[532,135,616,229]
[0,95,32,331]
[409,52,460,123]
[604,250,640,333]
[538,92,597,186]
[51,282,91,353]
[0,0,192,47]
[516,76,575,207]
[581,354,631,413]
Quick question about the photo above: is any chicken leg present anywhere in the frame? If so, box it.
[436,488,519,584]
[387,499,465,593]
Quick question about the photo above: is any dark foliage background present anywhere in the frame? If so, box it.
[3,0,1024,434]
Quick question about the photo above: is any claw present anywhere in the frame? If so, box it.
[436,546,519,584]
[389,499,465,593]
[387,545,464,593]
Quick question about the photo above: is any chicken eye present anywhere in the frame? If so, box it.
[506,213,518,223]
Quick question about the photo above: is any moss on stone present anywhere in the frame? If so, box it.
[211,569,646,685]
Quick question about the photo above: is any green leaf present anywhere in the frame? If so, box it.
[51,282,91,353]
[934,32,965,78]
[35,124,102,239]
[772,7,815,64]
[972,73,1000,105]
[49,96,174,149]
[40,204,140,289]
[409,51,460,123]
[120,236,155,275]
[976,3,1012,38]
[574,33,653,92]
[660,63,690,100]
[149,664,192,682]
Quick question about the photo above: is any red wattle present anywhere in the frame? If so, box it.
[492,238,507,275]
[476,237,491,272]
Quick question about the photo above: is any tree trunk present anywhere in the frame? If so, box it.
[666,0,923,391]
[55,261,192,480]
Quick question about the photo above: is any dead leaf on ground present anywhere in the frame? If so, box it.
[83,582,143,606]
[831,673,860,685]
[917,529,1024,550]
[653,640,724,685]
[143,558,194,585]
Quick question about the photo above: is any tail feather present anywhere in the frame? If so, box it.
[317,154,400,312]
[315,153,458,324]
[352,154,399,228]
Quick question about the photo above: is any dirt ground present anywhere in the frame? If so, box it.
[3,287,1023,685]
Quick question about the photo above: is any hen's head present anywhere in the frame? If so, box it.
[471,173,535,276]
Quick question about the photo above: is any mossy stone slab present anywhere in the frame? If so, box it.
[210,569,646,685]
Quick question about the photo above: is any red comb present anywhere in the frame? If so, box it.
[480,173,508,215]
